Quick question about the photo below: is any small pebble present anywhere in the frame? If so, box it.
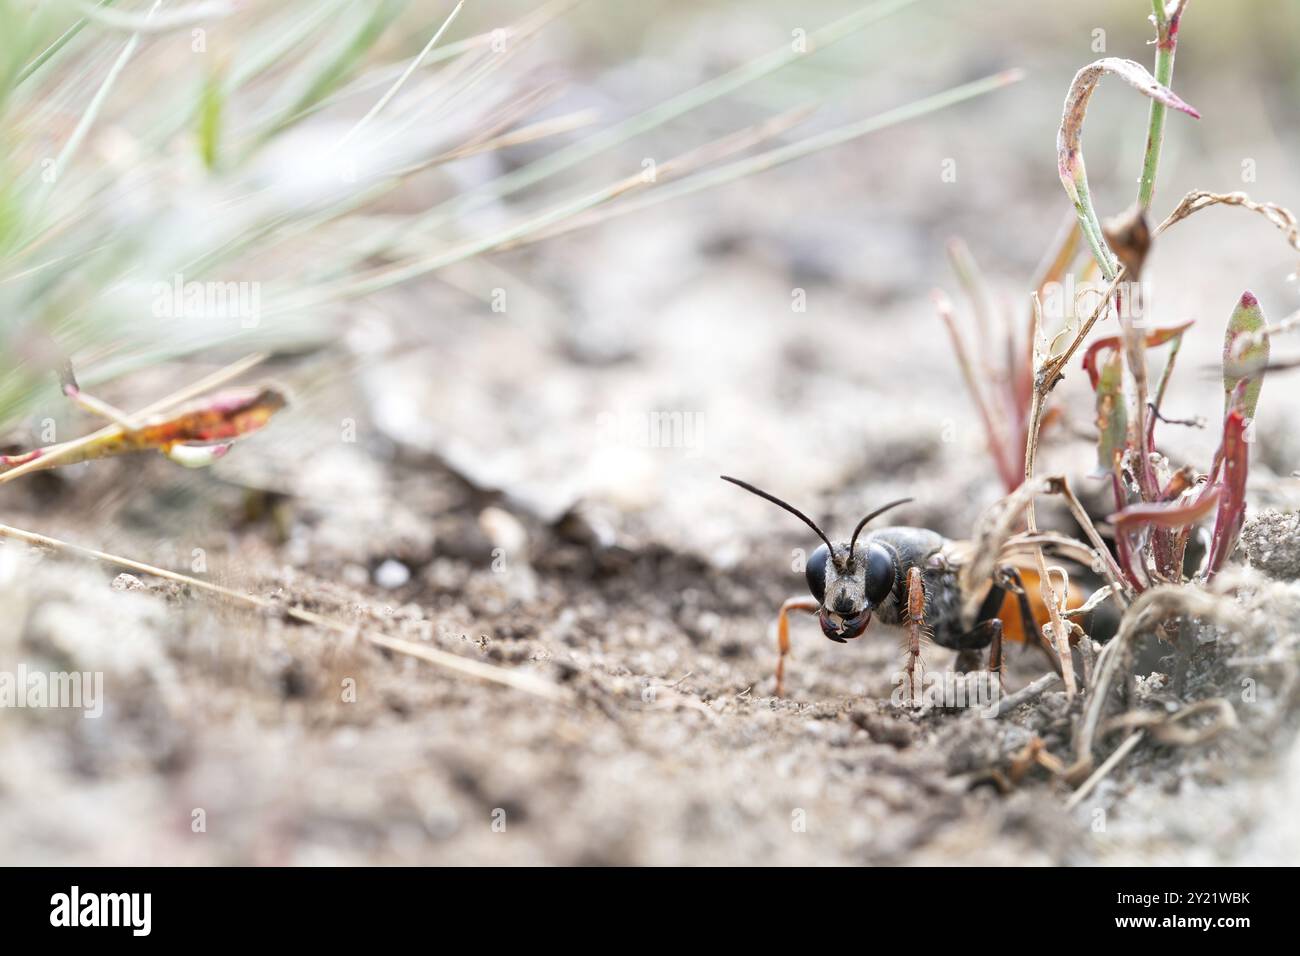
[373,559,411,589]
[111,573,145,592]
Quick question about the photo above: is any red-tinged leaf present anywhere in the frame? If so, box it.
[1082,320,1194,389]
[1094,351,1126,477]
[1109,487,1221,532]
[0,387,286,475]
[1207,409,1250,576]
[1058,58,1200,207]
[1223,290,1269,419]
[135,387,286,447]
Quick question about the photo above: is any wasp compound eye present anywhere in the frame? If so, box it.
[805,543,829,605]
[863,544,895,606]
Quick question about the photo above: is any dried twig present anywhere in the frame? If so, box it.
[1100,697,1237,745]
[1024,294,1075,695]
[0,353,269,486]
[1071,584,1235,773]
[1155,189,1300,255]
[935,291,1020,491]
[0,352,562,700]
[1043,475,1132,606]
[995,672,1060,717]
[1065,730,1143,809]
[1066,696,1236,808]
[0,522,566,701]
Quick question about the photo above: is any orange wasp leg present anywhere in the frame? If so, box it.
[774,596,819,698]
[905,566,926,706]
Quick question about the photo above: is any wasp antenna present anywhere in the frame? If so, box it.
[848,498,914,555]
[720,475,835,556]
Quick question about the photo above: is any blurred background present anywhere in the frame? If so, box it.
[1,0,1298,865]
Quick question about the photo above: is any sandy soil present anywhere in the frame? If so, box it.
[3,0,1300,865]
[2,353,1297,865]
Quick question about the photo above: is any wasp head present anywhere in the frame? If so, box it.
[720,475,910,644]
[805,541,896,642]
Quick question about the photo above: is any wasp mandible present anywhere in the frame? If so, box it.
[722,475,1083,699]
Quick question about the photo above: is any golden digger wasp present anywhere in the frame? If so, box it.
[721,475,1088,699]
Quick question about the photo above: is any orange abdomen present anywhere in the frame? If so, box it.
[995,567,1087,644]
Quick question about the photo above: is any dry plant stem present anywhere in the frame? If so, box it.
[0,362,560,699]
[1037,267,1128,396]
[273,70,1021,314]
[1069,696,1235,804]
[995,672,1060,717]
[1146,332,1186,446]
[0,353,268,487]
[0,522,564,701]
[1071,608,1144,764]
[1072,583,1230,769]
[501,105,818,249]
[1068,587,1117,620]
[1065,730,1144,810]
[332,0,465,152]
[1044,477,1132,605]
[1157,190,1300,255]
[1024,295,1075,697]
[417,0,923,232]
[1074,631,1125,771]
[389,108,601,179]
[1002,531,1111,583]
[1262,308,1300,340]
[32,6,153,220]
[17,0,125,85]
[935,292,1019,490]
[1100,697,1236,744]
[946,238,996,365]
[1022,213,1082,406]
[1035,550,1073,696]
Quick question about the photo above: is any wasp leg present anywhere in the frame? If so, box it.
[988,619,1004,685]
[963,577,1008,691]
[999,567,1064,679]
[775,596,819,698]
[905,566,925,706]
[953,618,1004,689]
